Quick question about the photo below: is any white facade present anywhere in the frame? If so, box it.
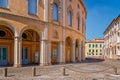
[104,15,120,59]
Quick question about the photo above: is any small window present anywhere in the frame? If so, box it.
[69,0,72,2]
[100,44,102,48]
[22,33,27,39]
[96,49,98,53]
[68,11,72,26]
[0,30,6,37]
[0,0,8,8]
[52,3,59,21]
[96,53,98,55]
[89,44,91,48]
[92,50,94,52]
[78,4,80,9]
[89,49,91,52]
[92,44,94,48]
[28,0,38,15]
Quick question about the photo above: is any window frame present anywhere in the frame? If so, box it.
[52,3,59,21]
[68,11,72,26]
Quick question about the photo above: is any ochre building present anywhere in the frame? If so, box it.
[85,38,104,58]
[0,0,87,67]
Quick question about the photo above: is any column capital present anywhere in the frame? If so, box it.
[72,40,76,45]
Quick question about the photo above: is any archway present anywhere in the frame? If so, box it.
[0,24,14,66]
[21,29,40,65]
[65,37,72,63]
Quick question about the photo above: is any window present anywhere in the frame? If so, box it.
[89,49,91,52]
[96,49,98,53]
[28,0,37,15]
[0,30,6,37]
[0,0,8,8]
[92,44,94,48]
[89,44,91,48]
[100,49,102,53]
[92,50,94,52]
[77,17,80,30]
[52,3,59,21]
[68,11,72,26]
[100,44,102,48]
[78,4,80,9]
[69,0,72,2]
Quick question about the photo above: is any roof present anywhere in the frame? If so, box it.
[104,14,120,35]
[86,38,104,43]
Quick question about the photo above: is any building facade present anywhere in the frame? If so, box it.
[0,0,87,67]
[104,15,120,59]
[85,38,104,58]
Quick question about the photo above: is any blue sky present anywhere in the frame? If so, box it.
[83,0,120,40]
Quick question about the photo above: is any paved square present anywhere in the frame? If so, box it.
[0,58,120,80]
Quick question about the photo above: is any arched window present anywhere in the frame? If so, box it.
[0,0,8,8]
[68,11,72,26]
[28,0,37,15]
[52,3,59,21]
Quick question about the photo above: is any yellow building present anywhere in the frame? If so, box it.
[85,38,104,58]
[0,0,87,67]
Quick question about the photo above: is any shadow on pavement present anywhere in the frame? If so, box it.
[82,57,105,63]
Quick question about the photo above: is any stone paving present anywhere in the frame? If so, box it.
[0,58,120,80]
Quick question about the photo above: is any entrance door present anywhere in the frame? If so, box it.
[22,47,29,65]
[0,47,8,66]
[51,43,59,64]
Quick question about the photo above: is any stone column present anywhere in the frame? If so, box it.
[83,46,85,60]
[59,41,65,64]
[14,37,19,67]
[110,47,112,58]
[40,40,49,66]
[48,41,51,65]
[78,43,81,62]
[40,40,45,66]
[18,38,22,67]
[81,44,83,61]
[72,40,75,62]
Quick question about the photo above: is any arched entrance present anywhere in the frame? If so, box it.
[65,37,72,63]
[21,29,40,65]
[0,25,14,66]
[75,39,79,62]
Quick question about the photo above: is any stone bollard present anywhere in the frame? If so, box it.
[113,66,118,75]
[32,67,36,77]
[4,68,7,77]
[63,67,66,76]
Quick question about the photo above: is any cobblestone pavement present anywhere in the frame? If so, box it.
[0,58,120,80]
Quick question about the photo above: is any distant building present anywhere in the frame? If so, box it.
[104,15,120,59]
[85,38,104,58]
